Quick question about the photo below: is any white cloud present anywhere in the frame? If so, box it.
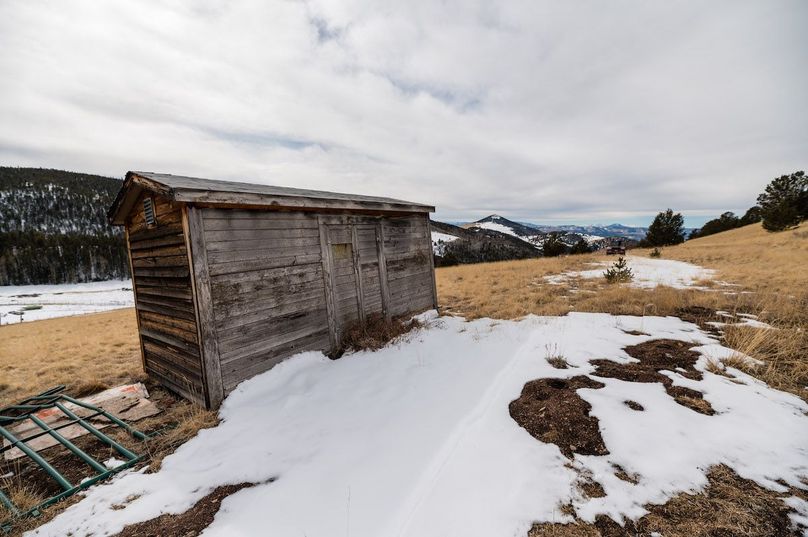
[1,0,806,225]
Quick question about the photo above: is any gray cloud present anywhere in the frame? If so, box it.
[1,0,806,226]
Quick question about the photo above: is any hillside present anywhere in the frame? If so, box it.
[0,167,128,285]
[464,214,640,251]
[430,220,540,266]
[436,219,807,396]
[638,221,808,297]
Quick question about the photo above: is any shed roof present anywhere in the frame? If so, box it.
[109,171,435,225]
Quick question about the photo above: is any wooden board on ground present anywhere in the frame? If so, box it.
[2,383,161,461]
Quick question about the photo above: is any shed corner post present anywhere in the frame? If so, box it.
[183,204,225,409]
[124,227,147,371]
[425,214,439,310]
[317,216,339,355]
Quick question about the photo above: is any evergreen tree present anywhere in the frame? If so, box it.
[739,206,762,226]
[569,238,591,255]
[757,171,807,231]
[542,232,569,257]
[644,209,685,246]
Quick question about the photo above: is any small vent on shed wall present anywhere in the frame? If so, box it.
[143,198,157,227]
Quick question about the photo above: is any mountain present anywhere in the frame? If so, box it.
[464,215,642,250]
[520,222,648,241]
[0,167,129,285]
[464,214,545,240]
[430,220,541,266]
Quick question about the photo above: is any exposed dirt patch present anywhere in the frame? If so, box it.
[621,330,649,336]
[577,478,606,499]
[509,376,608,458]
[530,465,802,537]
[623,400,644,411]
[612,464,639,484]
[114,483,253,537]
[591,340,715,415]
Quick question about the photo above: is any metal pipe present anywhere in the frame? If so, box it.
[0,426,72,491]
[60,396,148,441]
[0,487,19,516]
[28,415,107,474]
[0,411,105,454]
[54,403,139,460]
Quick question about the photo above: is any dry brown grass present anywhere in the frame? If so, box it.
[530,465,799,537]
[436,221,808,399]
[0,308,144,406]
[338,314,423,355]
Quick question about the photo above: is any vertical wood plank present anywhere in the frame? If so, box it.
[376,221,392,321]
[125,227,147,371]
[318,218,338,353]
[425,214,439,310]
[351,224,366,325]
[184,205,225,409]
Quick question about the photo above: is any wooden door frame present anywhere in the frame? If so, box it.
[318,215,390,353]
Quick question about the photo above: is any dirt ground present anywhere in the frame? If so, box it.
[114,483,253,537]
[530,465,802,537]
[509,376,608,459]
[591,339,715,415]
[513,339,804,536]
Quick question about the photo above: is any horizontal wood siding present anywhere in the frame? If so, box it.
[127,194,205,405]
[382,215,435,317]
[200,208,331,392]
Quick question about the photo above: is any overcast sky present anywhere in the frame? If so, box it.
[1,1,806,226]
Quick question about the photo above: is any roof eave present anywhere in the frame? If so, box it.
[171,189,434,213]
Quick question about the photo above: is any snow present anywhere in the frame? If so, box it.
[472,222,542,248]
[30,312,808,537]
[0,279,134,323]
[431,231,459,255]
[474,220,522,238]
[545,256,715,289]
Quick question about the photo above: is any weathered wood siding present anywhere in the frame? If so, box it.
[200,208,331,393]
[382,214,435,317]
[126,195,205,405]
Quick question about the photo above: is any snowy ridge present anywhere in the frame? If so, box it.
[30,313,808,537]
[430,231,459,255]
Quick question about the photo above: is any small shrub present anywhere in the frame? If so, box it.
[546,356,569,369]
[337,314,422,356]
[604,257,633,284]
[649,248,661,258]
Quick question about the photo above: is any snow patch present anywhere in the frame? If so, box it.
[29,313,808,537]
[0,279,134,322]
[431,231,459,255]
[544,256,715,289]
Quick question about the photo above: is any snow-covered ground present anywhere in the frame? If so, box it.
[30,312,808,537]
[545,256,715,289]
[431,231,459,255]
[0,280,134,323]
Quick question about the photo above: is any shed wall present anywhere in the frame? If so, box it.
[196,208,435,395]
[382,215,435,316]
[200,208,331,393]
[126,195,206,404]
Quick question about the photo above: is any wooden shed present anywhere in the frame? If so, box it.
[109,172,437,408]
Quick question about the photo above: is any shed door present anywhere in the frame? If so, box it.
[320,220,387,348]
